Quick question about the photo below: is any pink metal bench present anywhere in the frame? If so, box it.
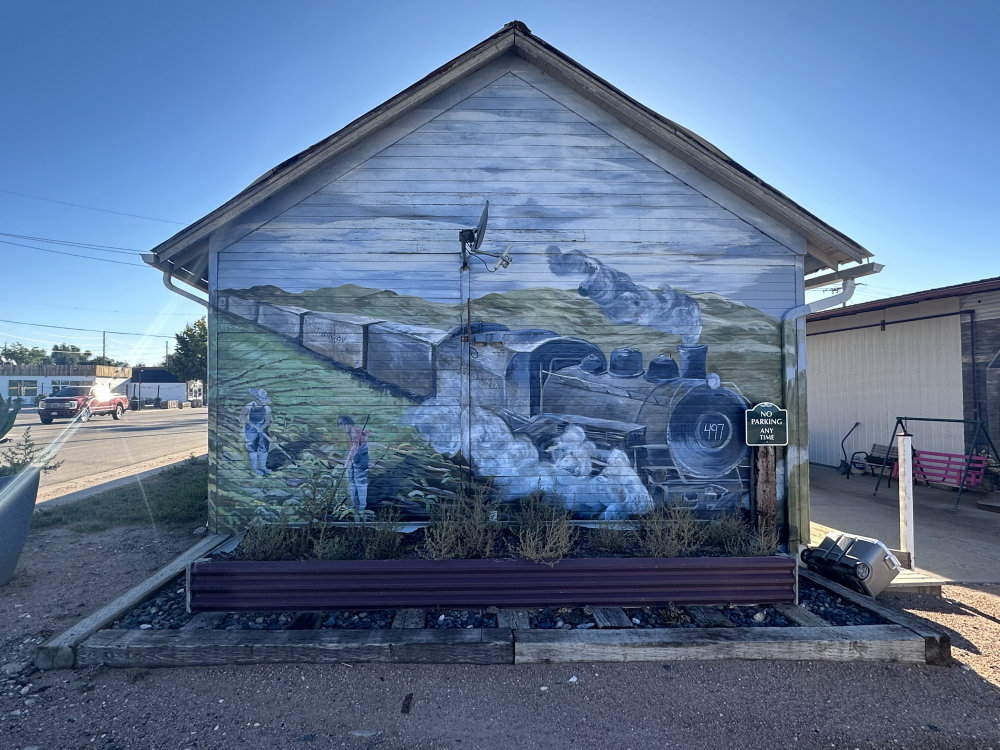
[911,450,987,490]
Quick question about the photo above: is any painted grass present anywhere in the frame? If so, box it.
[212,312,446,531]
[31,458,208,532]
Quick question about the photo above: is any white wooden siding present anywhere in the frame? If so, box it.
[807,313,965,466]
[217,64,802,317]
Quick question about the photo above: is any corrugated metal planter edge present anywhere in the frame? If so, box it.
[187,555,797,612]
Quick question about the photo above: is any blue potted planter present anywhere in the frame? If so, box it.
[0,469,40,586]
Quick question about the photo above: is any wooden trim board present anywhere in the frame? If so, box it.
[34,534,232,670]
[71,623,925,667]
[76,628,513,668]
[513,625,925,664]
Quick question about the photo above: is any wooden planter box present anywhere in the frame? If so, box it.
[187,555,797,612]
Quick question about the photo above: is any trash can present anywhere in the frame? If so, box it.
[801,532,901,597]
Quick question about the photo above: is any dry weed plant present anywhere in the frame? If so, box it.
[422,484,500,560]
[637,503,702,557]
[240,517,310,561]
[514,493,578,563]
[592,523,635,554]
[701,510,764,556]
[651,603,690,626]
[754,515,779,557]
[360,507,404,560]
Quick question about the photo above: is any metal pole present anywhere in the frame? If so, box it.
[897,429,914,569]
[459,238,472,474]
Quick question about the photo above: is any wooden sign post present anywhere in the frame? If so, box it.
[746,403,788,545]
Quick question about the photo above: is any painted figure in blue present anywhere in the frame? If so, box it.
[240,388,273,476]
[338,415,370,512]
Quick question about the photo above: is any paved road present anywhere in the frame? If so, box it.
[8,407,207,504]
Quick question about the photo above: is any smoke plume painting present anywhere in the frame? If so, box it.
[545,245,702,344]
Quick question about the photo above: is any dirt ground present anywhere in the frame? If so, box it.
[4,523,1000,750]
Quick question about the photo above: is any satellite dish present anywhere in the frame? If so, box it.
[472,200,489,252]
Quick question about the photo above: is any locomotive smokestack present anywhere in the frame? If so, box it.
[678,344,708,380]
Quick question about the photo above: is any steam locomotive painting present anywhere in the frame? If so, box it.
[220,292,752,518]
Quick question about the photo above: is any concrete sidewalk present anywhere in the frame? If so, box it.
[809,463,1000,583]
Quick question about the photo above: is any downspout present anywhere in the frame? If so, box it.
[161,269,208,309]
[780,278,857,406]
[778,277,856,552]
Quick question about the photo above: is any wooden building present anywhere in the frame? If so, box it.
[144,22,872,548]
[807,276,1000,468]
[1,364,132,406]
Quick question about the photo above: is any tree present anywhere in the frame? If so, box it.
[50,344,92,366]
[1,343,54,366]
[167,317,207,385]
[89,355,128,367]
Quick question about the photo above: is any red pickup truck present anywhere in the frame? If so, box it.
[37,386,129,424]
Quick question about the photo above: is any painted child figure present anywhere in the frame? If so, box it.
[240,388,273,476]
[338,416,370,513]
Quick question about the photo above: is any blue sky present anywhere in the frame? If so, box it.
[2,0,997,364]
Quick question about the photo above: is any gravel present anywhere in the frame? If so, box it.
[798,577,887,626]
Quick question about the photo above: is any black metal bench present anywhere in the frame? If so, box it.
[852,443,898,476]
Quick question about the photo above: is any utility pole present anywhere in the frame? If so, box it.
[102,331,106,361]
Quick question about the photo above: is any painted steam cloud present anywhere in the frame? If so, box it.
[405,396,652,520]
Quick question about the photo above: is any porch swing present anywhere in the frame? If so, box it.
[872,416,1000,510]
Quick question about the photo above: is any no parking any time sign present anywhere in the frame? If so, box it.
[745,402,788,446]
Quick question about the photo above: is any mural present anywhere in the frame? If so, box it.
[240,388,273,476]
[211,247,783,532]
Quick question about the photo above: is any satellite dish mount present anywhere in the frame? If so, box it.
[460,200,511,272]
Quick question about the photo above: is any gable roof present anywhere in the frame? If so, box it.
[144,20,872,293]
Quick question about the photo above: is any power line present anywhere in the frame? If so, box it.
[0,188,186,225]
[0,231,139,255]
[0,317,174,338]
[0,238,146,267]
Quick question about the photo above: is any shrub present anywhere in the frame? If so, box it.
[701,510,767,556]
[513,492,577,563]
[360,507,404,560]
[240,517,310,561]
[423,484,500,560]
[637,503,702,557]
[591,523,635,554]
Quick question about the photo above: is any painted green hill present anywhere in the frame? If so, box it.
[226,284,781,402]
